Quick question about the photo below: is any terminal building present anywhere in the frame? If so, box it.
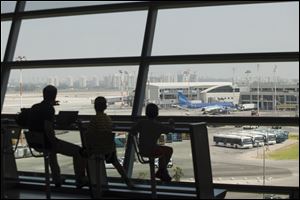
[145,82,240,107]
[239,81,299,111]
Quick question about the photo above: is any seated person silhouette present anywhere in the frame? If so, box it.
[130,103,174,182]
[86,96,133,189]
[28,85,88,188]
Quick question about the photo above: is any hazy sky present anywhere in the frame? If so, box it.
[1,1,299,81]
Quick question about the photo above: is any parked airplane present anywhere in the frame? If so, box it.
[177,92,235,114]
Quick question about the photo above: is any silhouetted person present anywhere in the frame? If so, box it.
[28,85,87,188]
[130,103,174,182]
[86,96,133,188]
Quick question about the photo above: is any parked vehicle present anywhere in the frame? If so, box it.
[213,134,253,149]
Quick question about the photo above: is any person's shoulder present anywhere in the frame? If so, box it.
[104,113,112,120]
[90,115,98,123]
[31,102,41,109]
[40,101,54,110]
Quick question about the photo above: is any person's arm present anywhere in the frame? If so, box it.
[160,118,175,134]
[44,120,57,144]
[129,122,139,136]
[43,105,57,145]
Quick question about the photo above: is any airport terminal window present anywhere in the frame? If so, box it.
[252,95,258,101]
[131,132,194,182]
[286,95,297,102]
[2,66,138,115]
[152,2,299,55]
[14,11,147,60]
[210,125,299,188]
[263,95,272,101]
[127,123,298,188]
[1,21,11,61]
[1,2,299,197]
[5,66,138,176]
[144,63,298,116]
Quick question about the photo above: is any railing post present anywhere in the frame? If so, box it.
[189,122,214,199]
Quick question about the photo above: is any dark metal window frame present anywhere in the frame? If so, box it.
[1,0,299,194]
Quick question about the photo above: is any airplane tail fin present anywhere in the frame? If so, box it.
[178,92,190,106]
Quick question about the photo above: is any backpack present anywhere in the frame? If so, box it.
[15,108,31,128]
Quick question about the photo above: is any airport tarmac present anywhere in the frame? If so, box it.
[3,91,299,117]
[15,126,298,186]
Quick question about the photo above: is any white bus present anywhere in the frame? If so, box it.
[234,131,265,147]
[251,130,276,145]
[213,134,253,149]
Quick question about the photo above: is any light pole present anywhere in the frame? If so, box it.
[124,70,129,97]
[119,70,124,105]
[295,94,299,117]
[232,67,236,104]
[257,64,260,114]
[245,70,253,103]
[184,69,190,99]
[16,56,26,108]
[273,65,277,114]
[263,141,266,198]
[245,70,251,85]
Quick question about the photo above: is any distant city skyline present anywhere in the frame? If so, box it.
[6,62,300,82]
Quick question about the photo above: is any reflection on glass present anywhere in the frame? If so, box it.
[15,11,147,60]
[144,63,299,117]
[3,66,138,115]
[153,2,299,55]
[1,21,12,61]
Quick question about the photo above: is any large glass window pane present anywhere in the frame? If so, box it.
[3,66,138,115]
[25,1,140,11]
[14,11,147,60]
[6,66,138,176]
[1,21,11,61]
[1,1,16,13]
[131,131,194,182]
[210,125,298,190]
[144,62,299,117]
[153,2,299,55]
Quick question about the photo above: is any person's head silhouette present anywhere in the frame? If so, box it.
[43,85,57,104]
[94,96,107,113]
[146,103,159,119]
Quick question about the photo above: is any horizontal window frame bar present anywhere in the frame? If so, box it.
[1,1,288,21]
[1,114,299,126]
[1,52,298,70]
[146,52,299,65]
[14,172,300,196]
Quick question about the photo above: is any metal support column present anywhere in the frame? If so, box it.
[123,6,158,177]
[1,2,25,199]
[189,122,214,199]
[1,1,26,112]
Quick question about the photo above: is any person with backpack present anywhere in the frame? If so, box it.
[27,85,87,188]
